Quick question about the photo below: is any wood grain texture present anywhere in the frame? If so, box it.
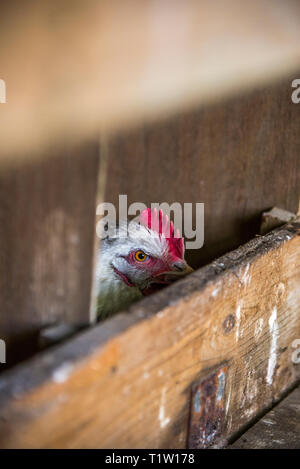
[2,0,300,160]
[0,141,99,367]
[231,385,300,448]
[105,77,300,268]
[0,221,299,448]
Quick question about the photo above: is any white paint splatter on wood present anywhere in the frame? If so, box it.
[235,304,241,341]
[52,362,74,384]
[211,287,220,298]
[241,264,250,285]
[267,306,278,386]
[225,386,232,416]
[158,387,170,429]
[263,418,276,425]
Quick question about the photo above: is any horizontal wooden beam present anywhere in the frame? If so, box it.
[1,0,300,162]
[0,221,299,448]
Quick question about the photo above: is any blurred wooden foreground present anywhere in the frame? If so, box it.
[1,0,300,161]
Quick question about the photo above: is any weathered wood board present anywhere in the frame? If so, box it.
[0,221,299,448]
[230,384,300,449]
[0,141,99,367]
[105,77,300,268]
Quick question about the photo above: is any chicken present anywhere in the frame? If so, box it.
[96,208,193,319]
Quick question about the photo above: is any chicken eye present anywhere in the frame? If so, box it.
[135,250,148,262]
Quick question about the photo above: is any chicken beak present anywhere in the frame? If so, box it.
[171,260,194,276]
[152,262,194,284]
[181,262,194,275]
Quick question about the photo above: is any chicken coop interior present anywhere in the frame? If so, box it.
[0,0,300,450]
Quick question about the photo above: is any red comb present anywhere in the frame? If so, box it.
[139,208,185,259]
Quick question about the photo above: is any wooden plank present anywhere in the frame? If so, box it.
[0,141,99,368]
[2,0,300,161]
[0,221,299,448]
[89,137,109,324]
[105,77,300,267]
[230,385,300,448]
